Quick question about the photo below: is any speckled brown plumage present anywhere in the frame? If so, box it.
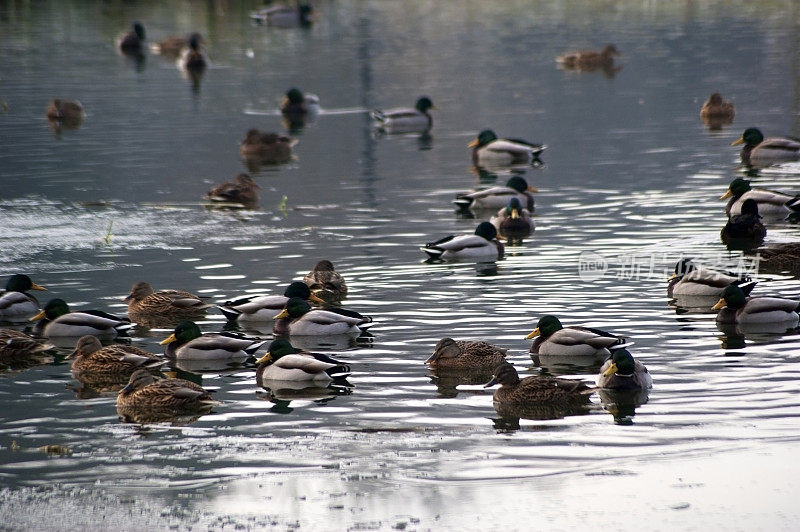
[124,281,209,317]
[68,335,164,379]
[116,369,215,411]
[426,338,507,370]
[0,329,54,360]
[303,260,348,302]
[206,173,260,205]
[240,129,296,164]
[486,363,594,406]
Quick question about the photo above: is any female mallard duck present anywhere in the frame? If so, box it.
[45,99,84,123]
[700,93,735,122]
[712,284,800,325]
[720,178,800,217]
[667,258,756,298]
[721,198,766,246]
[732,128,800,167]
[239,129,297,164]
[454,175,538,211]
[117,368,215,411]
[425,338,507,371]
[117,21,145,53]
[556,44,620,70]
[150,32,202,56]
[753,242,800,274]
[302,260,348,302]
[371,96,435,133]
[490,197,533,236]
[468,129,545,167]
[68,335,165,377]
[217,281,324,322]
[597,348,652,391]
[526,315,625,357]
[273,297,370,336]
[178,33,206,71]
[206,173,260,205]
[124,281,210,317]
[251,3,314,27]
[280,88,320,116]
[484,363,594,405]
[160,321,266,360]
[421,221,504,261]
[255,338,351,384]
[30,298,130,338]
[0,274,47,320]
[0,329,54,360]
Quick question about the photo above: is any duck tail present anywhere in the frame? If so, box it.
[216,305,242,321]
[324,363,351,379]
[453,196,474,209]
[735,279,758,296]
[370,109,386,123]
[787,195,800,212]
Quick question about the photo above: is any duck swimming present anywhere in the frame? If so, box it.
[255,338,351,384]
[468,129,545,167]
[124,281,210,318]
[280,88,320,116]
[454,175,537,211]
[116,368,215,411]
[596,348,652,391]
[302,260,348,303]
[160,321,266,360]
[0,274,47,320]
[68,335,165,378]
[425,338,507,371]
[217,281,324,322]
[484,363,594,406]
[700,92,735,127]
[712,284,800,325]
[239,129,297,164]
[421,221,504,261]
[371,96,435,133]
[490,197,533,237]
[667,258,756,298]
[206,173,260,205]
[720,178,800,218]
[556,44,620,71]
[732,127,800,167]
[178,33,206,71]
[30,298,130,338]
[273,297,370,336]
[117,22,145,53]
[721,198,766,247]
[526,315,625,357]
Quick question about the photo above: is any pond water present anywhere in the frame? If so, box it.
[2,1,800,529]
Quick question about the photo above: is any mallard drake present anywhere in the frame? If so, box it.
[526,315,625,357]
[0,274,47,320]
[468,130,545,167]
[454,175,537,211]
[667,258,756,298]
[302,260,348,302]
[117,368,215,411]
[273,297,370,336]
[371,96,435,133]
[117,22,145,53]
[700,92,735,121]
[489,197,533,237]
[712,284,800,325]
[425,338,507,371]
[68,335,165,377]
[217,281,324,322]
[556,44,620,70]
[0,329,54,360]
[30,298,130,338]
[255,338,351,384]
[421,221,504,261]
[45,99,84,123]
[239,129,297,164]
[721,198,766,246]
[280,88,320,116]
[178,33,206,71]
[721,178,800,217]
[597,348,652,391]
[484,363,594,405]
[124,281,209,317]
[732,128,800,167]
[160,321,266,360]
[206,173,260,205]
[251,3,314,27]
[151,32,203,56]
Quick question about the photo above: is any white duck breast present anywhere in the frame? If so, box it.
[39,312,126,337]
[537,328,622,357]
[261,354,343,382]
[172,334,265,360]
[457,186,535,210]
[0,292,39,317]
[286,310,364,335]
[422,234,501,260]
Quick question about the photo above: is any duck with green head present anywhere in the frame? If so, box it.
[468,129,546,167]
[721,198,766,247]
[117,21,145,53]
[217,281,325,322]
[255,338,351,384]
[454,175,537,211]
[526,315,625,357]
[280,88,320,116]
[116,368,215,412]
[0,274,47,319]
[30,298,130,338]
[667,258,756,298]
[178,33,206,71]
[490,197,533,237]
[720,177,800,218]
[732,127,800,167]
[371,96,436,133]
[421,221,504,261]
[273,297,370,336]
[160,321,266,360]
[712,284,800,325]
[597,348,652,391]
[425,338,507,371]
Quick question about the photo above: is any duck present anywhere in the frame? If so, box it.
[489,197,533,236]
[124,281,210,317]
[0,274,47,320]
[206,173,260,205]
[421,221,504,261]
[753,242,800,274]
[597,349,652,391]
[700,92,735,122]
[667,258,756,298]
[217,281,324,322]
[302,260,348,302]
[251,3,314,27]
[556,44,620,70]
[239,129,297,164]
[30,298,130,338]
[720,178,800,217]
[0,329,54,360]
[117,21,145,53]
[425,338,507,371]
[468,129,545,167]
[280,88,320,117]
[732,127,800,167]
[116,368,215,411]
[160,321,266,360]
[484,363,594,406]
[255,338,351,384]
[526,315,625,357]
[151,32,202,57]
[178,33,206,71]
[371,96,435,133]
[454,175,537,211]
[712,284,800,325]
[721,198,766,246]
[273,297,370,336]
[68,335,165,377]
[45,99,84,123]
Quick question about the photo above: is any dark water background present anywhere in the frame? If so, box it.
[2,1,800,529]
